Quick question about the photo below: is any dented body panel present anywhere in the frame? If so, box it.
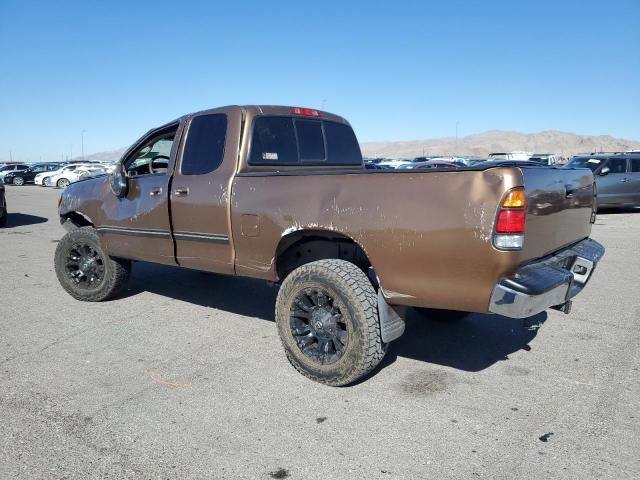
[58,105,602,315]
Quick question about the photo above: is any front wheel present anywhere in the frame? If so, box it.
[54,227,131,302]
[275,259,387,386]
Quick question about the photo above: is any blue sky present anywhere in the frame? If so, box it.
[0,0,638,162]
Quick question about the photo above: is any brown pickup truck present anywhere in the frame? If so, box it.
[54,105,604,386]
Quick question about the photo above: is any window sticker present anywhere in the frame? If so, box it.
[262,152,278,160]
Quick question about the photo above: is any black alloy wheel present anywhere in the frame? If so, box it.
[290,288,348,365]
[64,242,106,289]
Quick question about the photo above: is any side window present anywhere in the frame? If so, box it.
[630,159,640,173]
[250,117,298,164]
[606,158,627,174]
[295,120,325,161]
[125,130,176,177]
[181,114,227,175]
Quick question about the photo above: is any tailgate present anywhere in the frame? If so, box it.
[517,167,595,262]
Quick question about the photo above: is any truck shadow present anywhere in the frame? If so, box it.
[128,262,547,373]
[128,262,278,321]
[597,207,640,214]
[380,309,547,373]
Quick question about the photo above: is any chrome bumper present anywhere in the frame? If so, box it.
[489,238,605,319]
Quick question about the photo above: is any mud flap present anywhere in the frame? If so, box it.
[377,289,406,343]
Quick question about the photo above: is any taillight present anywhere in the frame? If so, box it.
[496,209,526,233]
[290,107,321,117]
[494,187,526,250]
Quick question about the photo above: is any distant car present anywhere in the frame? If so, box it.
[414,161,461,169]
[49,165,107,188]
[528,154,560,166]
[36,164,92,186]
[364,162,394,170]
[564,153,640,208]
[0,163,29,181]
[456,158,490,167]
[0,176,6,226]
[4,163,64,185]
[489,151,533,161]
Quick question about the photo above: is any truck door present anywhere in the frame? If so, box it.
[99,123,179,265]
[169,108,242,273]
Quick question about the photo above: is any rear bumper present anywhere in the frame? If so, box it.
[489,238,605,318]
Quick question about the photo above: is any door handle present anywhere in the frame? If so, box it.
[620,179,628,183]
[175,187,189,196]
[149,187,163,196]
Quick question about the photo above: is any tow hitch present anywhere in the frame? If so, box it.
[551,300,572,315]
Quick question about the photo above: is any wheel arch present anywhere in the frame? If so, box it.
[274,229,374,282]
[61,210,95,229]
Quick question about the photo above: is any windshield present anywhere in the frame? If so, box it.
[565,157,602,172]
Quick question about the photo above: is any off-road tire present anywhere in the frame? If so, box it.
[54,226,131,302]
[276,259,387,386]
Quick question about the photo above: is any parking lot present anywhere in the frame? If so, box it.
[1,185,638,479]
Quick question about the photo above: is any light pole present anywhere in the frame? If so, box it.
[455,121,460,155]
[81,129,87,161]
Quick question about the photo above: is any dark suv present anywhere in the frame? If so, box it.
[0,163,29,181]
[4,163,64,186]
[565,152,640,208]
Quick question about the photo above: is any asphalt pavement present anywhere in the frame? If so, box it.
[1,185,639,479]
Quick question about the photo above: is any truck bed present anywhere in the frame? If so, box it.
[231,165,595,312]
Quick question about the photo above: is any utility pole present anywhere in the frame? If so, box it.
[81,129,87,160]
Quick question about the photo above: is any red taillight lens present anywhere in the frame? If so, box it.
[290,107,320,117]
[496,209,526,233]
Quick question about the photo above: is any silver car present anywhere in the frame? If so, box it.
[565,154,640,208]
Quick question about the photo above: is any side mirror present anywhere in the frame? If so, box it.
[109,164,128,198]
[599,166,610,176]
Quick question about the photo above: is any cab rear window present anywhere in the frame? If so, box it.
[249,116,362,166]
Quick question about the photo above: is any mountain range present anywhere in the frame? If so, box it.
[361,130,640,159]
[74,130,640,162]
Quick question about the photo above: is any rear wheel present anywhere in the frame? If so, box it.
[54,227,131,302]
[57,178,70,188]
[275,259,386,386]
[13,177,24,186]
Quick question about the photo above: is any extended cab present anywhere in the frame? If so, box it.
[55,105,604,385]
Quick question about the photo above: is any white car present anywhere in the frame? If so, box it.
[48,165,107,188]
[35,164,97,186]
